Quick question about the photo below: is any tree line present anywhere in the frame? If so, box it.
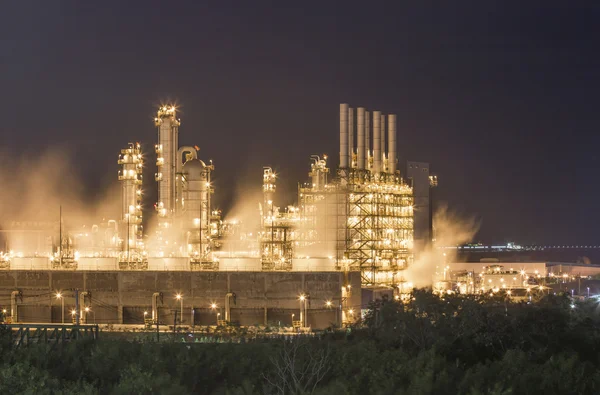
[1,290,599,394]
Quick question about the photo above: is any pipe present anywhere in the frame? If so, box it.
[388,114,397,174]
[373,111,381,174]
[11,291,19,323]
[177,146,198,173]
[381,114,386,171]
[339,104,349,168]
[365,111,370,168]
[357,107,365,169]
[152,292,162,322]
[348,107,354,168]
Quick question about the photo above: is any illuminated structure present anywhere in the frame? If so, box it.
[117,142,144,265]
[152,105,217,262]
[1,103,413,289]
[259,167,295,270]
[154,106,179,226]
[181,154,215,268]
[295,104,414,286]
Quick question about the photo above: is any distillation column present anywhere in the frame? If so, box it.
[118,143,143,261]
[182,158,213,260]
[154,105,180,228]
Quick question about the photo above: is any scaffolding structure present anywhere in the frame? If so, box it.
[259,168,295,270]
[298,161,413,285]
[117,142,145,268]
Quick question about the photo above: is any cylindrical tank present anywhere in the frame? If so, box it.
[182,159,209,257]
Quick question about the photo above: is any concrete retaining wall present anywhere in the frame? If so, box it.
[0,271,361,329]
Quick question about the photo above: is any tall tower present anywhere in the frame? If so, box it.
[154,105,180,229]
[118,142,143,261]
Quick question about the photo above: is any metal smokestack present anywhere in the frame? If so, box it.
[365,111,370,169]
[357,107,365,169]
[340,103,349,168]
[373,111,381,174]
[348,107,354,168]
[381,114,386,171]
[388,114,397,174]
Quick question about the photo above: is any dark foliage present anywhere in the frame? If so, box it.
[2,291,600,394]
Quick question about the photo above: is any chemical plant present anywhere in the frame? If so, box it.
[0,104,419,279]
[7,102,547,329]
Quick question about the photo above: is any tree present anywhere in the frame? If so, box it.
[264,339,331,395]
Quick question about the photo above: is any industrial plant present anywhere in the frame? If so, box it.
[6,102,555,330]
[0,103,427,328]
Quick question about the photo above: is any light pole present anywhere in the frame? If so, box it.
[211,303,218,325]
[84,306,90,324]
[299,294,306,327]
[176,294,183,324]
[56,293,64,324]
[587,287,590,298]
[291,313,295,326]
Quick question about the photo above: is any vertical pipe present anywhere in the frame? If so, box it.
[365,111,370,168]
[373,111,381,174]
[339,104,349,168]
[357,107,365,169]
[348,107,354,168]
[381,114,386,171]
[388,114,397,174]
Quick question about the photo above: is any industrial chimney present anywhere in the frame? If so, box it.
[365,111,370,169]
[388,114,397,174]
[357,107,365,169]
[380,114,386,171]
[373,111,381,174]
[340,103,349,168]
[348,107,354,168]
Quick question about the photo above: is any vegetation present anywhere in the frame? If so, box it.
[1,290,600,394]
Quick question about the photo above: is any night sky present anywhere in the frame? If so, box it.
[2,1,599,245]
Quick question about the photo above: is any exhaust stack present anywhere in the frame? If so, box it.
[373,111,381,174]
[365,111,370,169]
[357,107,365,169]
[348,107,354,168]
[340,103,349,168]
[388,114,397,174]
[380,114,386,170]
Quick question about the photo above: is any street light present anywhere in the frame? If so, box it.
[210,303,218,325]
[56,293,64,324]
[325,300,332,307]
[175,294,183,324]
[298,294,307,327]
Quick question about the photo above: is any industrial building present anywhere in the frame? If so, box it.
[0,103,417,328]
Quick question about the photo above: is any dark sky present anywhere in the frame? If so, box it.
[2,1,599,245]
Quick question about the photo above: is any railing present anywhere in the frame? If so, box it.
[5,324,99,348]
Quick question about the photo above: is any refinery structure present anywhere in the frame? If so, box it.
[0,103,424,328]
[0,103,580,328]
[0,104,414,283]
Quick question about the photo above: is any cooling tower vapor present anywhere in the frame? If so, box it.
[0,148,121,254]
[404,205,480,287]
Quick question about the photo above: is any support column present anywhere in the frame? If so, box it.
[117,273,124,324]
